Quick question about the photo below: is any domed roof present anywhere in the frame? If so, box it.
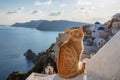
[98,27,105,30]
[95,22,100,24]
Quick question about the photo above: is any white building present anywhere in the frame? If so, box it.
[91,22,105,38]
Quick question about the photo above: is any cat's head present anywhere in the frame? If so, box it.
[68,27,84,41]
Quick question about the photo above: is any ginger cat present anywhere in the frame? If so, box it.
[57,27,86,78]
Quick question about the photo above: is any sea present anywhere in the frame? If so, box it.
[0,26,60,80]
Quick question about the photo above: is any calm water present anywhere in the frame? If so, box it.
[0,26,59,80]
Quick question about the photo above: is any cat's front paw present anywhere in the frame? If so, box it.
[82,62,86,70]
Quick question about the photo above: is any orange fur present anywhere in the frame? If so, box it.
[57,27,86,78]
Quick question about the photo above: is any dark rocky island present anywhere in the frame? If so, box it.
[12,20,88,31]
[24,49,37,63]
[37,20,87,31]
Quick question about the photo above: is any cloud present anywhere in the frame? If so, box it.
[60,4,67,7]
[34,0,52,6]
[77,0,92,6]
[49,11,62,16]
[7,7,24,14]
[80,7,85,10]
[16,7,24,12]
[7,11,17,14]
[90,17,106,23]
[79,6,96,11]
[32,10,42,14]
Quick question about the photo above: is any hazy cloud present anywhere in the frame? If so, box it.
[91,17,106,22]
[32,10,42,14]
[7,7,24,14]
[49,11,62,16]
[60,4,67,7]
[16,7,24,12]
[80,7,85,10]
[34,0,52,6]
[7,11,17,14]
[77,0,92,6]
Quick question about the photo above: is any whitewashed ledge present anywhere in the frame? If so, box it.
[26,31,120,80]
[26,72,86,80]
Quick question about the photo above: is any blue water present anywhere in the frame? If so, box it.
[0,26,60,80]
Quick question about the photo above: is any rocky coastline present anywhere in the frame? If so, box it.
[7,43,57,80]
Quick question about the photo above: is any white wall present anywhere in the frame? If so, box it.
[87,31,120,80]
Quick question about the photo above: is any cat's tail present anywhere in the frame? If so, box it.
[78,61,86,74]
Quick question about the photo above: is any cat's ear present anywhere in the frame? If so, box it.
[79,26,83,33]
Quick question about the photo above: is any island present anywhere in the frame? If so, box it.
[11,20,88,31]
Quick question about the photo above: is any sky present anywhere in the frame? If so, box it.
[0,0,120,25]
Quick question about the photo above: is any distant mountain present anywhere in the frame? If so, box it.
[0,25,6,26]
[37,20,88,31]
[12,20,47,28]
[12,20,88,31]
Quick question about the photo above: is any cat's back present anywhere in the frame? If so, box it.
[57,40,76,67]
[59,41,72,56]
